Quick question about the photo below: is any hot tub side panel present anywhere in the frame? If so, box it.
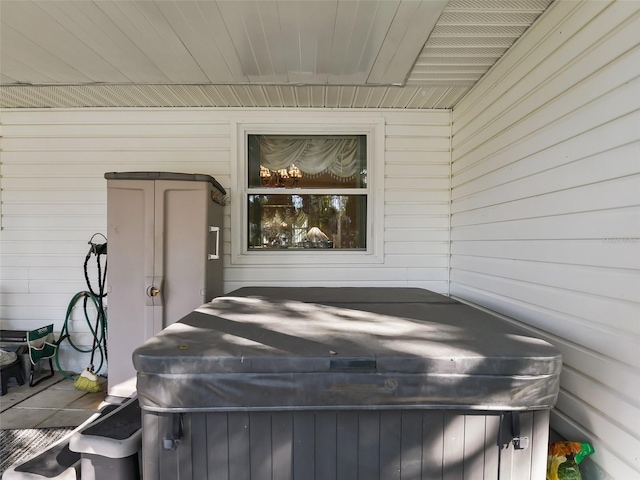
[141,409,549,480]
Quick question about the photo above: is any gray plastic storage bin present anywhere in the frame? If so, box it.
[69,397,142,480]
[133,287,562,480]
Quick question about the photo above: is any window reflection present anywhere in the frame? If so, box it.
[248,194,366,250]
[248,135,367,189]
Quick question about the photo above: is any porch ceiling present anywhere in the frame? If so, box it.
[0,0,553,109]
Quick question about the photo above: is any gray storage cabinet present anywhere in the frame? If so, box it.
[105,172,225,398]
[133,287,562,480]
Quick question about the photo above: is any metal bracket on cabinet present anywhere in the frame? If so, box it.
[162,413,182,451]
[510,412,529,450]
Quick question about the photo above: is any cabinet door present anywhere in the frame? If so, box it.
[106,179,156,397]
[155,180,209,328]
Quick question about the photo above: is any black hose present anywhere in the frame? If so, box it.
[54,234,108,379]
[55,291,106,380]
[83,235,108,366]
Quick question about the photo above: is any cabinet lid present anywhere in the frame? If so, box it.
[104,171,226,195]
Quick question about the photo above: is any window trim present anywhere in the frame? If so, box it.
[231,116,385,266]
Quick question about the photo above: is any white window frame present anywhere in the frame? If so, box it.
[230,115,385,265]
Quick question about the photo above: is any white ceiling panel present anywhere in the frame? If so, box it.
[327,0,403,84]
[0,48,59,85]
[35,1,168,83]
[99,1,210,83]
[1,22,95,84]
[366,0,448,85]
[214,1,287,83]
[0,74,17,84]
[0,0,554,109]
[406,0,552,88]
[153,1,241,83]
[278,1,340,84]
[2,1,130,83]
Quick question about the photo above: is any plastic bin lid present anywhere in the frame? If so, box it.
[133,288,562,412]
[104,171,226,195]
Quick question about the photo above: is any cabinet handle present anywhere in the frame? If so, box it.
[208,226,220,260]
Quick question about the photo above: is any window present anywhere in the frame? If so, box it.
[232,117,384,265]
[247,134,367,251]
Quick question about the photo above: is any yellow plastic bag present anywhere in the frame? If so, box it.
[546,442,595,480]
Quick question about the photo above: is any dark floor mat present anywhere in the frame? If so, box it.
[0,427,74,476]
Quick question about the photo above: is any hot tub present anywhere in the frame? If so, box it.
[133,287,561,480]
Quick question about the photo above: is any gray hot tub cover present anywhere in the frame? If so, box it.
[133,288,562,412]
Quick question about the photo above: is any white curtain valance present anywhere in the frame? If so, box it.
[258,136,361,179]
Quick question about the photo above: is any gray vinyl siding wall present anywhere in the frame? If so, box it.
[0,108,450,373]
[450,1,640,479]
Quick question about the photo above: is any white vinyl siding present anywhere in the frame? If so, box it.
[382,111,451,292]
[0,108,451,373]
[0,110,232,373]
[226,110,451,292]
[450,2,640,479]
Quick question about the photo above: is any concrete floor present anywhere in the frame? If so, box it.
[0,372,107,429]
